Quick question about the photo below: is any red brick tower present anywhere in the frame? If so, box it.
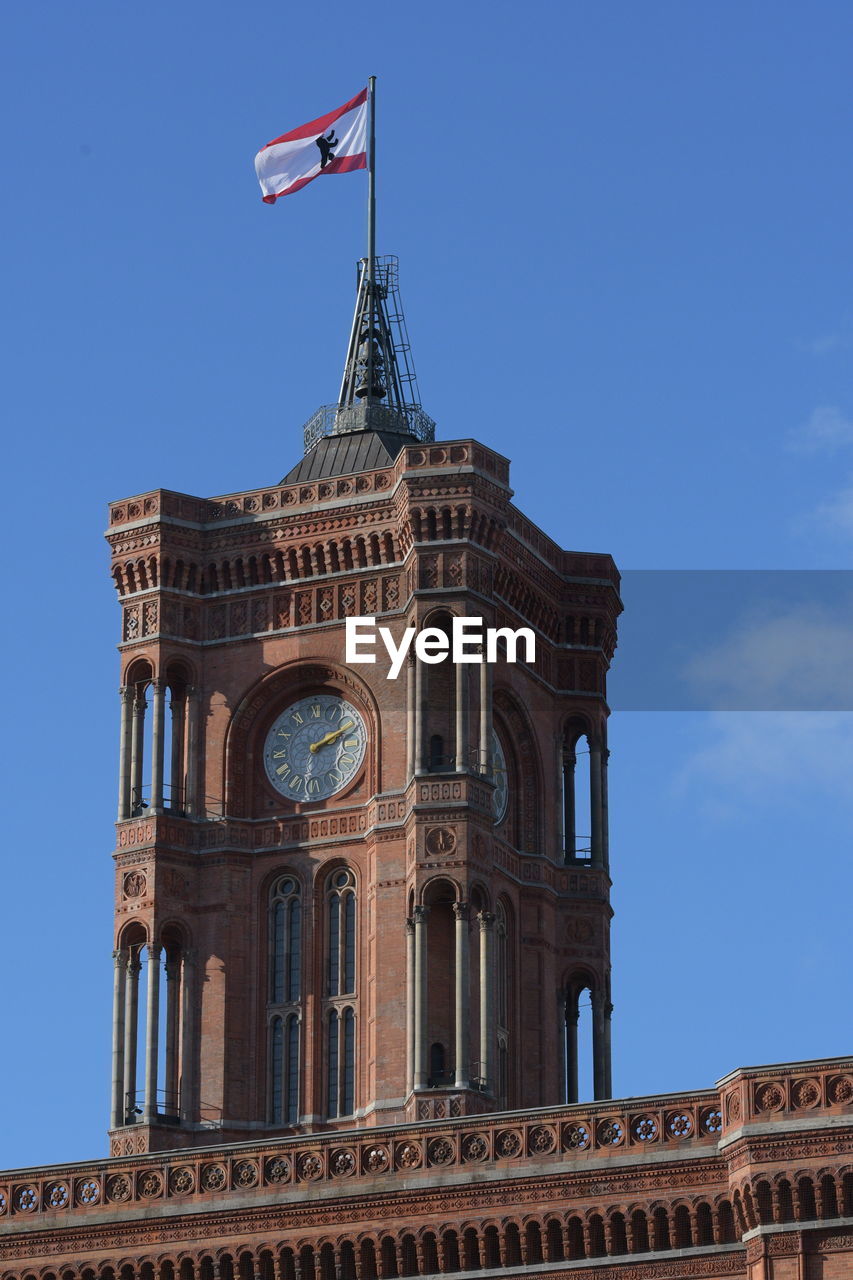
[105,258,621,1156]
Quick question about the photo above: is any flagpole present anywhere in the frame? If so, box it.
[367,76,376,287]
[366,75,377,406]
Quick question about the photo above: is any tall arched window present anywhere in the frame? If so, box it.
[268,876,301,1124]
[327,869,356,996]
[325,869,357,1117]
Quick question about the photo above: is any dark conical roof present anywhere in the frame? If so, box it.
[281,427,419,484]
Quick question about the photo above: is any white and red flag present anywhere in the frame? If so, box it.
[255,88,368,204]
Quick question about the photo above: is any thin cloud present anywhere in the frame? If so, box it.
[675,711,853,809]
[786,405,853,453]
[681,608,853,710]
[800,331,853,356]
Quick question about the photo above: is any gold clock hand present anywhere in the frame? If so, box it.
[309,719,355,753]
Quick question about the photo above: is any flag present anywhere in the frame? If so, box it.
[255,88,368,204]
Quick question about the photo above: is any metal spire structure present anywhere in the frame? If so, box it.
[300,79,435,456]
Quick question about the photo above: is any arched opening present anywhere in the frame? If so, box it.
[610,1212,628,1255]
[718,1200,736,1243]
[588,1215,606,1258]
[696,1202,714,1245]
[483,1226,500,1268]
[524,1221,543,1264]
[821,1173,839,1218]
[421,612,456,773]
[566,1217,585,1260]
[423,879,457,1088]
[630,1210,650,1253]
[504,1224,521,1267]
[673,1205,692,1248]
[563,976,595,1102]
[653,1207,671,1251]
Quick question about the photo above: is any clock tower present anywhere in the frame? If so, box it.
[105,257,621,1155]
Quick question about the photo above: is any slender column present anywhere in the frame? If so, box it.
[557,991,568,1102]
[169,690,186,811]
[478,911,495,1091]
[150,679,167,813]
[180,949,195,1122]
[164,953,181,1114]
[603,999,613,1098]
[562,747,576,861]
[453,902,470,1088]
[130,690,146,814]
[406,653,416,779]
[184,687,199,817]
[601,745,611,871]
[478,650,492,768]
[414,658,426,774]
[590,742,603,866]
[413,906,428,1089]
[143,942,162,1121]
[592,988,607,1100]
[110,948,127,1127]
[454,661,469,772]
[117,686,133,820]
[123,949,142,1119]
[405,918,415,1092]
[566,999,579,1103]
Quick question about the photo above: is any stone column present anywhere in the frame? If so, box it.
[601,746,611,871]
[455,661,469,772]
[478,651,492,769]
[592,988,607,1100]
[604,999,613,1098]
[184,687,199,817]
[150,679,166,813]
[110,948,127,1128]
[179,950,195,1123]
[565,997,579,1103]
[556,991,568,1102]
[478,911,495,1091]
[406,653,416,780]
[413,905,428,1089]
[405,918,415,1092]
[117,686,133,820]
[414,658,426,774]
[130,689,146,814]
[453,902,470,1088]
[562,746,576,861]
[169,689,186,811]
[123,949,141,1120]
[590,742,603,866]
[164,952,181,1114]
[143,941,162,1122]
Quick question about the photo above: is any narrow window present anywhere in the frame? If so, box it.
[325,869,357,1118]
[267,877,301,1124]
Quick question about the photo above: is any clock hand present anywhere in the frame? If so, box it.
[309,719,355,753]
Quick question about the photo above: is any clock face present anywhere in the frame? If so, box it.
[491,728,508,824]
[264,694,367,803]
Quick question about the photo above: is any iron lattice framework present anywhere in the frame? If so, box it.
[302,256,436,453]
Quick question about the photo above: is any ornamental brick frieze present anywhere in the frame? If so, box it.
[726,1132,853,1170]
[717,1062,853,1140]
[1,1092,736,1233]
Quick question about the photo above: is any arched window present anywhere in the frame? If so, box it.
[268,877,302,1125]
[325,869,357,1117]
[327,869,356,996]
[327,1006,356,1118]
[271,877,301,1003]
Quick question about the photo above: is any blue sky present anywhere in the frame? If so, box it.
[1,1,851,1168]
